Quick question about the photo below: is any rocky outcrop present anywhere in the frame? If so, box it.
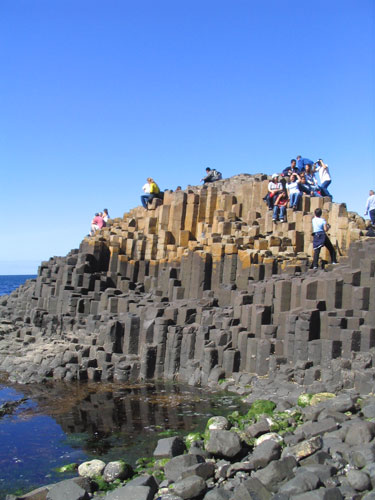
[0,174,373,390]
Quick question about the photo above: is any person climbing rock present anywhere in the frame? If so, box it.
[312,208,338,268]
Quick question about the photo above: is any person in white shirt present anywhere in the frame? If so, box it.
[365,190,375,225]
[314,159,332,199]
[287,173,302,210]
[264,173,282,210]
[312,208,337,269]
[141,178,152,208]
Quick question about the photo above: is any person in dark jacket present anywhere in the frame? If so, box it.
[312,208,337,268]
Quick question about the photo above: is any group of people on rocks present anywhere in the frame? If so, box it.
[265,157,333,223]
[265,156,338,267]
[138,168,222,209]
[140,177,163,209]
[91,160,373,270]
[90,209,110,236]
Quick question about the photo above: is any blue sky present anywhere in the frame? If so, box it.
[1,0,374,274]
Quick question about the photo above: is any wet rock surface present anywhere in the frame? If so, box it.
[6,389,375,500]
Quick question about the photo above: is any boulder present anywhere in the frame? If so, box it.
[153,436,186,458]
[77,459,106,478]
[205,430,242,458]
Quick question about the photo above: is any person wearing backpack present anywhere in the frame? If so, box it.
[201,167,222,184]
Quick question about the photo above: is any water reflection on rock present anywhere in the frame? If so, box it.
[12,381,245,463]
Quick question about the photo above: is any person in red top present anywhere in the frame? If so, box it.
[90,213,105,235]
[273,189,289,222]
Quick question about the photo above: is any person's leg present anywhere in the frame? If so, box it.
[370,209,375,225]
[141,195,149,208]
[273,205,279,220]
[311,187,322,197]
[289,193,296,207]
[319,180,332,198]
[266,193,274,209]
[299,184,310,195]
[324,235,337,263]
[313,247,321,268]
[280,206,286,220]
[295,192,301,209]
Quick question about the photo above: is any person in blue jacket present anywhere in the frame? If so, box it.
[296,156,314,172]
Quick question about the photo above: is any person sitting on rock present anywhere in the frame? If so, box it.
[90,213,105,236]
[287,173,302,210]
[282,159,299,177]
[273,188,289,223]
[304,164,321,196]
[365,190,375,225]
[298,172,311,195]
[102,209,110,222]
[201,167,222,184]
[141,178,152,208]
[312,208,338,268]
[264,174,282,210]
[147,178,163,207]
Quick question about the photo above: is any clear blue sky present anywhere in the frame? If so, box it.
[1,0,374,274]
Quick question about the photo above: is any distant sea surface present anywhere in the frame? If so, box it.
[0,275,37,297]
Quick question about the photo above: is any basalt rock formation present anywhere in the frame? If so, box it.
[0,174,374,391]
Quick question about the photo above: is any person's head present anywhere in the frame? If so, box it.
[176,186,182,191]
[300,173,306,181]
[296,155,301,161]
[316,159,323,166]
[103,208,108,214]
[369,190,374,196]
[206,167,211,173]
[99,212,103,217]
[95,213,99,217]
[271,173,278,181]
[290,174,297,182]
[291,159,296,167]
[147,177,152,183]
[315,208,322,218]
[305,164,311,173]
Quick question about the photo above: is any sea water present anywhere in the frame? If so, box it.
[0,275,37,297]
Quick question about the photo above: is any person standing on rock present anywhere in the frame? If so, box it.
[296,156,314,172]
[312,208,338,268]
[314,159,332,199]
[364,190,375,225]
